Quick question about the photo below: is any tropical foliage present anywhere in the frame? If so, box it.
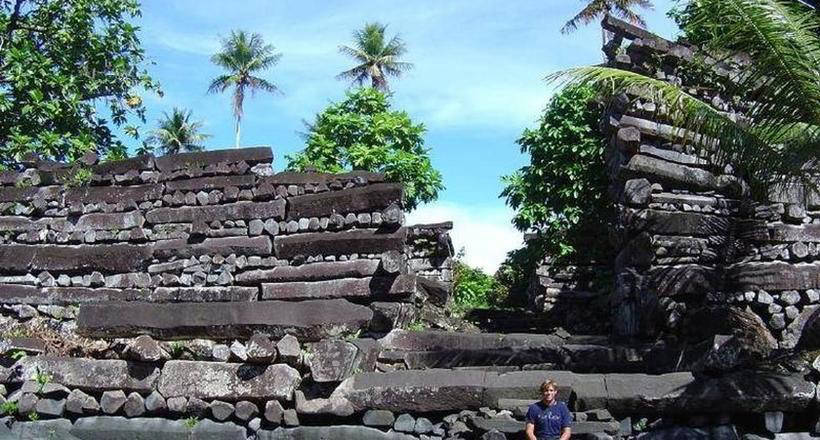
[337,22,413,91]
[286,87,443,210]
[450,249,508,315]
[147,108,210,156]
[501,85,612,262]
[0,0,159,165]
[562,0,654,33]
[209,30,281,148]
[552,0,820,198]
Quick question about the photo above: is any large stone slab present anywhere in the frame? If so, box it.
[92,154,154,177]
[0,216,43,232]
[261,275,412,300]
[378,330,566,369]
[7,357,159,392]
[286,183,403,219]
[0,185,61,202]
[261,170,385,186]
[71,417,246,440]
[604,371,816,413]
[146,200,285,224]
[165,175,256,192]
[625,154,720,191]
[0,285,145,305]
[0,244,152,273]
[158,361,300,401]
[65,184,164,205]
[769,224,820,243]
[236,260,380,284]
[153,236,273,259]
[331,369,490,412]
[154,147,272,172]
[76,211,145,230]
[646,264,717,298]
[77,299,373,341]
[628,209,730,237]
[727,262,820,291]
[274,228,406,259]
[146,286,258,302]
[257,426,417,440]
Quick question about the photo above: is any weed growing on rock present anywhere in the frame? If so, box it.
[184,416,199,429]
[0,400,18,415]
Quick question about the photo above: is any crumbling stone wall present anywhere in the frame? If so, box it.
[602,16,820,349]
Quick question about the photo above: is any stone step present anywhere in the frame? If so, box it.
[330,369,816,414]
[235,260,381,284]
[76,299,373,341]
[70,417,247,440]
[159,360,300,401]
[257,426,417,440]
[4,357,160,393]
[0,286,258,305]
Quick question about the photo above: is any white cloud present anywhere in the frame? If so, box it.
[406,201,523,274]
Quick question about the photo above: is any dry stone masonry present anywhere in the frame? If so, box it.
[2,19,820,440]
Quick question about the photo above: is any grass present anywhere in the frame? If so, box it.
[183,416,199,429]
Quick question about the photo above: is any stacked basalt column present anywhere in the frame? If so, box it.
[602,15,820,349]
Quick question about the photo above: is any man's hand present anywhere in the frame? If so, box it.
[560,426,571,440]
[525,422,537,440]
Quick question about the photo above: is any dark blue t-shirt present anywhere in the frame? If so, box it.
[526,401,571,439]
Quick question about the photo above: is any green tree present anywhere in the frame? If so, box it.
[0,0,160,165]
[287,87,443,210]
[552,0,820,197]
[337,22,413,91]
[208,30,281,148]
[500,85,613,262]
[147,108,210,156]
[451,251,508,315]
[561,0,654,33]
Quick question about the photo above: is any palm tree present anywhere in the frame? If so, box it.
[147,108,210,156]
[337,22,413,91]
[551,0,820,197]
[208,30,281,148]
[561,0,654,34]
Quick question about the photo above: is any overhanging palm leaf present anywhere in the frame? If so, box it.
[550,0,820,198]
[208,30,282,148]
[561,0,653,34]
[337,22,413,91]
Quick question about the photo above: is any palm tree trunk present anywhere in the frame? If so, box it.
[235,116,241,148]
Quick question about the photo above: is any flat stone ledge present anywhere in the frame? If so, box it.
[146,200,285,224]
[77,299,373,341]
[0,244,153,273]
[273,228,406,259]
[154,146,272,173]
[159,361,300,401]
[257,426,418,440]
[236,260,380,284]
[6,357,159,393]
[286,182,403,220]
[70,416,246,440]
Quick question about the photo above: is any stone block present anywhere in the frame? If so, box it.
[727,262,820,291]
[146,286,258,302]
[625,154,719,191]
[146,200,285,224]
[256,426,417,440]
[76,211,145,230]
[306,340,359,382]
[8,357,159,392]
[623,178,651,206]
[65,184,164,206]
[123,392,145,417]
[165,175,256,192]
[154,147,272,172]
[261,276,411,300]
[274,228,406,259]
[77,299,372,341]
[158,361,300,401]
[70,416,247,440]
[363,409,395,427]
[100,390,127,414]
[66,389,99,415]
[286,183,402,220]
[235,260,380,284]
[0,244,152,273]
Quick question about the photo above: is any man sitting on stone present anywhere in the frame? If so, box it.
[524,379,572,440]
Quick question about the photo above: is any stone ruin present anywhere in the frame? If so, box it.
[0,17,820,440]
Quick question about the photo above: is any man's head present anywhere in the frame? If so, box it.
[539,379,559,403]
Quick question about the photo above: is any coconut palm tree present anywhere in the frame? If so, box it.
[208,30,281,148]
[561,0,654,34]
[551,0,820,197]
[337,22,413,91]
[147,108,210,156]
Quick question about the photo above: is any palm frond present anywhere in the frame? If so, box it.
[248,76,281,95]
[207,74,235,94]
[561,0,607,34]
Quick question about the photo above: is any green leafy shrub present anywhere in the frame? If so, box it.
[0,400,18,415]
[450,250,508,315]
[184,416,199,429]
[287,87,444,210]
[61,166,93,188]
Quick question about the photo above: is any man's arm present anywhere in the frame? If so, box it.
[525,422,537,440]
[559,426,571,440]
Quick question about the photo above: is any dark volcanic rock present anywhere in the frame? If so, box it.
[77,299,373,341]
[0,244,152,273]
[8,357,159,392]
[158,361,300,401]
[165,175,256,192]
[257,426,417,440]
[70,416,246,440]
[261,276,410,300]
[154,147,271,172]
[65,184,164,205]
[306,340,359,382]
[235,260,380,284]
[727,262,820,291]
[146,286,258,303]
[274,228,406,259]
[286,183,403,219]
[146,200,285,224]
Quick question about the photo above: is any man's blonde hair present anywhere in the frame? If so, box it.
[540,379,558,393]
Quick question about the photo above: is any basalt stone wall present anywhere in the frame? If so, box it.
[602,16,820,349]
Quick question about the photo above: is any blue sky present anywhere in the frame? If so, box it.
[134,0,681,272]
